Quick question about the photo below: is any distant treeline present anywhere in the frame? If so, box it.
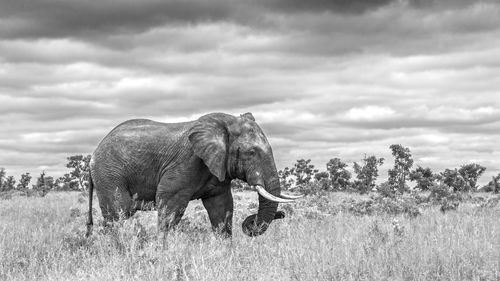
[1,144,499,196]
[270,144,499,195]
[0,155,90,194]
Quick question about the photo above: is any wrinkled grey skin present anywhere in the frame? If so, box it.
[86,112,283,237]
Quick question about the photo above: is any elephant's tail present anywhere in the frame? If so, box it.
[85,170,94,238]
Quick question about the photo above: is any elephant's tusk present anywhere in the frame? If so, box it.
[255,185,295,203]
[279,193,305,200]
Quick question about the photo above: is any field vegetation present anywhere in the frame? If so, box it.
[1,190,499,280]
[1,144,500,280]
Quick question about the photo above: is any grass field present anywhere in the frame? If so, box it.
[1,191,499,281]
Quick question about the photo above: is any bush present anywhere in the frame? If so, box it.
[351,181,372,194]
[231,179,252,191]
[478,185,495,193]
[470,196,486,204]
[372,195,421,218]
[247,202,258,210]
[280,204,295,216]
[294,181,324,195]
[440,198,459,213]
[409,190,429,205]
[480,196,500,208]
[317,178,332,191]
[425,183,466,212]
[69,208,81,218]
[376,182,397,198]
[428,183,452,202]
[0,191,13,200]
[0,189,49,200]
[340,195,421,217]
[480,175,500,193]
[343,199,374,216]
[303,210,323,220]
[77,195,87,204]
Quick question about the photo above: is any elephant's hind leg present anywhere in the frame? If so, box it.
[97,184,135,223]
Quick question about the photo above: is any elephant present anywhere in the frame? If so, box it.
[85,112,302,238]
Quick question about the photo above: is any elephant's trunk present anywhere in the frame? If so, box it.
[242,169,280,237]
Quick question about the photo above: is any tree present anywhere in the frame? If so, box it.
[353,155,384,194]
[458,163,486,192]
[326,158,351,190]
[440,168,467,192]
[483,174,500,193]
[34,171,55,193]
[409,166,435,191]
[314,171,330,190]
[34,171,46,190]
[17,173,32,190]
[0,168,5,189]
[291,159,318,186]
[55,173,79,191]
[3,176,16,191]
[314,171,329,181]
[387,144,413,193]
[66,154,91,190]
[278,167,294,190]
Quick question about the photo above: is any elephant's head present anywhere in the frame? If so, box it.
[189,112,301,236]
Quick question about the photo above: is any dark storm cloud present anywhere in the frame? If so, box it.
[261,0,394,13]
[408,0,497,9]
[0,0,233,39]
[1,0,498,70]
[2,0,474,41]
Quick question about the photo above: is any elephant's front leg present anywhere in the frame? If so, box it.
[156,190,191,234]
[202,188,234,237]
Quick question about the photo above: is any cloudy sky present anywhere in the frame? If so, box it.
[1,0,499,185]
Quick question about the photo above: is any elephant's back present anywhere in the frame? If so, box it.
[99,118,192,146]
[107,119,168,137]
[94,119,162,154]
[90,118,194,183]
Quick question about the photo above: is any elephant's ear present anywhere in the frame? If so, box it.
[188,118,228,182]
[240,112,255,121]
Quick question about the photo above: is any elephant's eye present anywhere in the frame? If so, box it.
[246,149,256,156]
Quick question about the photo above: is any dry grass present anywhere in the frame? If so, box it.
[1,191,499,281]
